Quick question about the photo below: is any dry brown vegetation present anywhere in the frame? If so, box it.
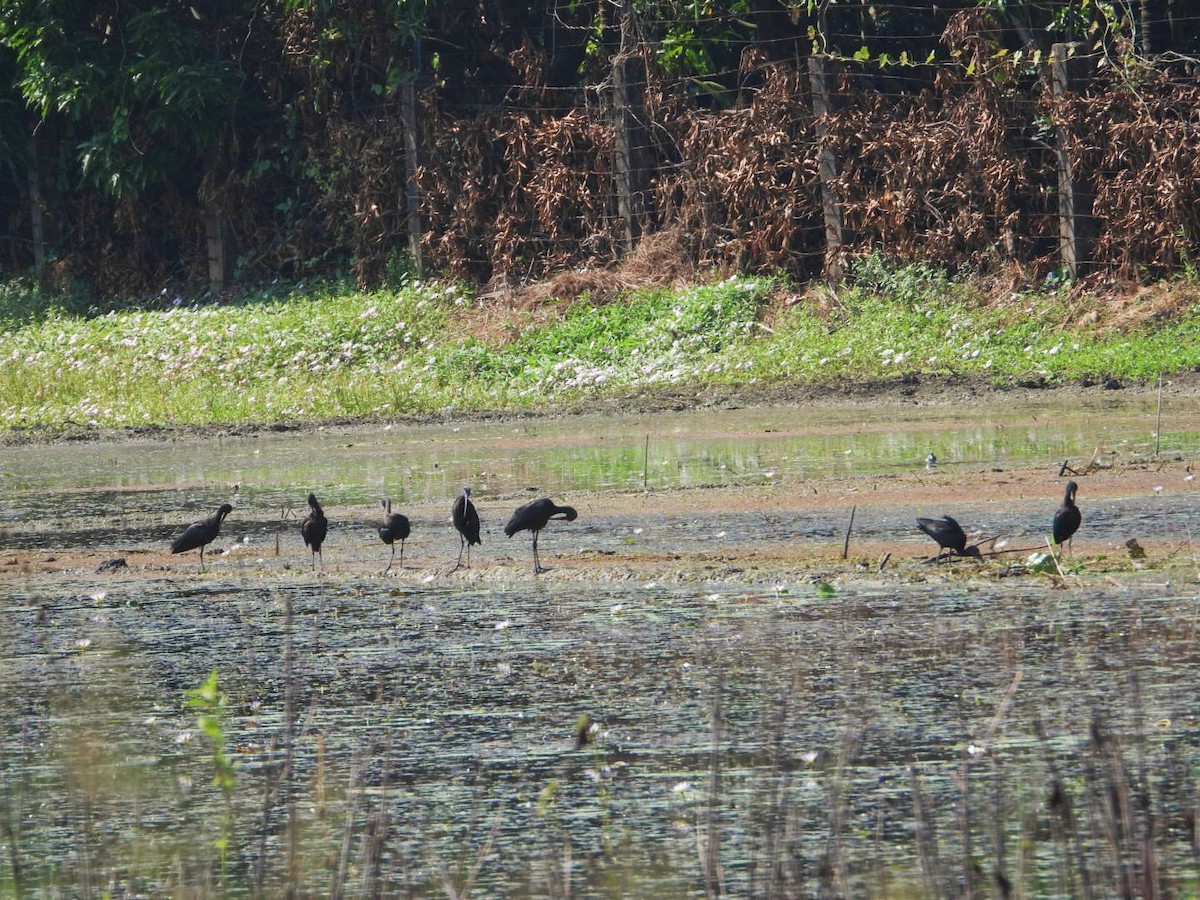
[414,45,1200,293]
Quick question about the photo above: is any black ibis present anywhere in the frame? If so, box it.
[1052,480,1082,553]
[504,497,577,574]
[301,493,328,570]
[916,514,982,562]
[379,499,411,572]
[452,487,481,570]
[171,503,233,569]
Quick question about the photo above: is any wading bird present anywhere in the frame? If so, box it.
[916,514,982,563]
[504,497,578,574]
[301,493,328,570]
[379,499,411,572]
[1052,480,1082,554]
[452,487,481,570]
[171,503,234,570]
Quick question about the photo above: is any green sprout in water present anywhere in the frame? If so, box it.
[185,670,236,869]
[186,670,235,795]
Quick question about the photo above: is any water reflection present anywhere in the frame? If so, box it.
[0,394,1190,520]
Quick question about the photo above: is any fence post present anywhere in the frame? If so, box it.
[25,135,48,272]
[401,59,425,275]
[204,207,232,293]
[807,55,845,281]
[612,0,652,254]
[1050,43,1095,278]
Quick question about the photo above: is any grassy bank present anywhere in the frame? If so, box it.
[2,261,1199,432]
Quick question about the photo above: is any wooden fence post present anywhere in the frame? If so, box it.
[807,55,845,281]
[1050,43,1095,278]
[204,207,232,293]
[26,135,48,272]
[612,0,652,254]
[401,72,424,275]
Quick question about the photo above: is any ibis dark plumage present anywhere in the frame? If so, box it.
[1052,480,1082,553]
[379,499,411,572]
[301,493,328,570]
[504,497,577,574]
[452,487,481,570]
[916,514,982,562]
[171,503,233,569]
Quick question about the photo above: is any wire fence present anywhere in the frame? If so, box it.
[411,45,1200,287]
[4,2,1200,294]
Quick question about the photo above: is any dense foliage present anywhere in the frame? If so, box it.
[0,1,1195,297]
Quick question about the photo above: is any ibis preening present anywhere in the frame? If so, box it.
[1052,480,1082,554]
[301,493,328,570]
[504,497,577,574]
[452,487,481,570]
[379,499,411,572]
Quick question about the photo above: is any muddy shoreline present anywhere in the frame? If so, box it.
[4,456,1192,582]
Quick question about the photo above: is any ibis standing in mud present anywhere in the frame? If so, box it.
[505,497,578,574]
[1052,480,1082,554]
[171,503,234,570]
[379,499,411,572]
[916,514,982,563]
[301,493,328,570]
[452,487,481,570]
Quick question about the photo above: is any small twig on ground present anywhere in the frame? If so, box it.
[1048,538,1068,578]
[841,505,856,560]
[1156,371,1163,456]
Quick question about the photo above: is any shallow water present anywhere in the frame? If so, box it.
[1,391,1197,549]
[2,396,1200,895]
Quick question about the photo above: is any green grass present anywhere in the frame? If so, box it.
[1,262,1198,431]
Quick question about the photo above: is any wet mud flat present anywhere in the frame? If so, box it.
[3,396,1200,895]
